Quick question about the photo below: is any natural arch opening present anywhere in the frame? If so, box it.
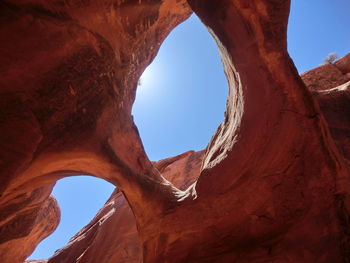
[132,14,228,161]
[26,176,114,261]
[1,1,349,263]
[21,3,350,263]
[25,13,229,262]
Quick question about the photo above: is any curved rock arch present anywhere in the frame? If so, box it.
[0,0,349,262]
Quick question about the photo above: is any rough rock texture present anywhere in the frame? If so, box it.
[316,81,350,163]
[47,189,141,263]
[34,55,350,262]
[29,57,350,263]
[1,0,350,262]
[302,64,350,91]
[301,55,350,164]
[42,150,204,263]
[335,53,350,75]
[1,0,192,262]
[0,186,59,263]
[153,150,204,190]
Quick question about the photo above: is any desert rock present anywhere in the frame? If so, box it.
[0,0,349,262]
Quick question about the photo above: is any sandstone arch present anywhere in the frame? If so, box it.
[1,0,350,262]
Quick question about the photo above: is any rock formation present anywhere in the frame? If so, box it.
[0,186,59,263]
[31,56,350,263]
[0,0,350,262]
[45,150,204,263]
[302,54,350,164]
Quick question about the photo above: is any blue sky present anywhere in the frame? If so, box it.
[28,1,349,260]
[28,176,115,259]
[288,0,349,73]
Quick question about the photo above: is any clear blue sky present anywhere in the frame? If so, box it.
[28,177,115,259]
[28,1,349,260]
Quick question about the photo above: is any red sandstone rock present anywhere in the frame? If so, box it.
[47,189,141,263]
[302,54,350,163]
[301,63,350,91]
[39,58,350,262]
[153,150,204,190]
[1,1,192,262]
[0,0,350,262]
[30,62,350,262]
[312,81,350,163]
[0,186,59,263]
[301,53,350,91]
[335,53,350,74]
[42,150,204,263]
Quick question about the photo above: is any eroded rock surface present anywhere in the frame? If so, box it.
[1,1,192,262]
[317,82,350,165]
[301,54,350,164]
[302,59,350,91]
[38,55,350,263]
[47,189,141,263]
[0,186,59,263]
[1,0,350,262]
[41,150,204,263]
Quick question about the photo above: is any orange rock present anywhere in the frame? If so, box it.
[301,54,350,91]
[0,0,349,262]
[45,150,204,263]
[335,53,350,74]
[301,64,350,91]
[0,187,59,263]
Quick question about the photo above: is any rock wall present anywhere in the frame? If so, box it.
[302,54,350,91]
[1,0,350,262]
[32,55,350,263]
[302,55,350,164]
[0,185,59,263]
[1,0,192,261]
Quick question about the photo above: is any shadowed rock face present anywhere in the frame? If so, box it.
[1,0,350,262]
[36,56,350,263]
[44,150,204,263]
[302,56,350,164]
[1,0,192,261]
[0,186,59,263]
[316,83,350,163]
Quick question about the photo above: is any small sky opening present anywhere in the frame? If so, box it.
[27,176,114,260]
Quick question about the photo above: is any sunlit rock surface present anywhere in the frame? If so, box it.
[302,58,350,91]
[1,0,350,262]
